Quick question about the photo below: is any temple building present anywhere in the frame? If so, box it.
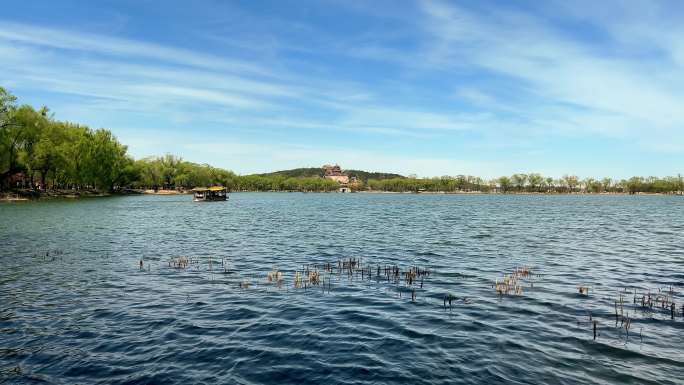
[323,164,350,184]
[323,164,357,192]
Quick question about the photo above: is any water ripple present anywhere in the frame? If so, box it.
[1,193,683,384]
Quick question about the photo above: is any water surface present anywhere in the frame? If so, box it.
[1,193,683,384]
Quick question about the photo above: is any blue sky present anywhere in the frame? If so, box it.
[1,0,683,177]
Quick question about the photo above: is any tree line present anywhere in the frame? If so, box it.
[134,155,340,192]
[1,87,134,191]
[0,87,346,193]
[1,87,682,194]
[258,167,403,182]
[365,174,684,194]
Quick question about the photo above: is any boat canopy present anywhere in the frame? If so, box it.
[192,186,226,192]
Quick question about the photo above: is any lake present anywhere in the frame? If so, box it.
[1,193,683,384]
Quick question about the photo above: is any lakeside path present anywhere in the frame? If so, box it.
[142,189,189,195]
[0,189,192,201]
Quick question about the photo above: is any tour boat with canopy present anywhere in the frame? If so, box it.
[192,186,228,202]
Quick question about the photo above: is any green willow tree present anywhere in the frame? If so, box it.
[1,88,134,191]
[0,87,21,187]
[364,174,683,195]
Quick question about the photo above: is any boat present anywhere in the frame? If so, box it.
[192,186,228,202]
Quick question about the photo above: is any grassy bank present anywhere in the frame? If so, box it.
[0,188,146,201]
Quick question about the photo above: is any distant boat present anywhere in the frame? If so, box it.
[192,186,228,202]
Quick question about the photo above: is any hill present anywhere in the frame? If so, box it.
[344,169,405,182]
[256,167,324,178]
[254,167,404,181]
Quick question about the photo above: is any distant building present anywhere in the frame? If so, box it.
[8,172,28,188]
[323,164,355,192]
[323,164,350,184]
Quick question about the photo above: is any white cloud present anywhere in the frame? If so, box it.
[0,22,490,141]
[415,0,684,151]
[456,87,496,105]
[0,21,268,76]
[1,3,683,177]
[183,138,499,177]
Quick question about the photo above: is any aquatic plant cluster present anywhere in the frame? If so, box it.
[578,285,683,343]
[26,248,684,354]
[493,266,538,296]
[31,249,683,345]
[130,254,684,346]
[154,256,433,301]
[31,249,66,262]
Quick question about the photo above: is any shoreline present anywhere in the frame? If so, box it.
[142,189,191,195]
[2,189,681,202]
[358,190,680,196]
[0,188,193,202]
[0,189,137,202]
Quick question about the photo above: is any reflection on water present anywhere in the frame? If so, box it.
[1,193,683,384]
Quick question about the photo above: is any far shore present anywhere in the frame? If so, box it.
[142,189,191,195]
[2,188,681,202]
[358,190,680,196]
[0,189,134,202]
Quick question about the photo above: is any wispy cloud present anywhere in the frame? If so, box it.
[0,21,482,139]
[417,0,684,144]
[0,21,269,76]
[1,1,683,177]
[182,138,499,177]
